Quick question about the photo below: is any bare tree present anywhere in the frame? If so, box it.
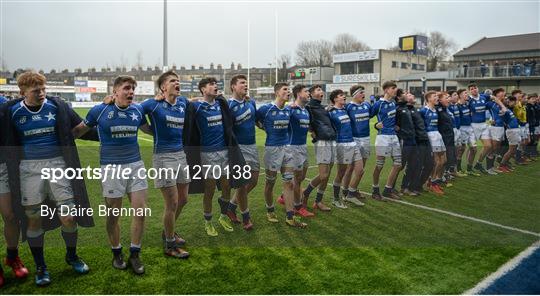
[427,31,457,71]
[296,40,333,67]
[385,43,402,51]
[332,33,370,54]
[278,53,292,68]
[387,31,457,71]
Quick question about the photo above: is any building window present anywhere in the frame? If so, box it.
[412,63,418,70]
[418,64,425,71]
[392,61,398,68]
[401,62,408,69]
[339,60,375,75]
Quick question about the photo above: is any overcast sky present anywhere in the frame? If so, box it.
[1,0,538,72]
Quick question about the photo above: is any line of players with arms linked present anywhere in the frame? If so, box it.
[0,70,539,287]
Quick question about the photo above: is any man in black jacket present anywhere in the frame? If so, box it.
[302,85,335,212]
[395,91,419,196]
[2,71,97,286]
[410,95,434,194]
[183,77,248,236]
[525,93,538,158]
[436,92,456,185]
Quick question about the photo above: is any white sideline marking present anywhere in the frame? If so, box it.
[356,189,540,238]
[304,167,539,237]
[463,240,540,295]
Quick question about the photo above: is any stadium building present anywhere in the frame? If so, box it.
[450,32,540,93]
[327,48,428,98]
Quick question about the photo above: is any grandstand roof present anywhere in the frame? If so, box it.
[454,33,540,57]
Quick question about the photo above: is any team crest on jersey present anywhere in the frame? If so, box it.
[233,106,239,112]
[107,111,114,119]
[118,112,127,118]
[19,116,27,124]
[31,115,42,121]
[272,111,276,116]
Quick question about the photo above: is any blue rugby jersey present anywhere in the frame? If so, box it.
[502,109,519,129]
[328,107,354,143]
[487,101,505,127]
[419,106,439,132]
[84,103,147,165]
[10,99,61,159]
[370,98,396,135]
[288,105,310,145]
[468,94,491,123]
[228,98,256,145]
[256,103,291,147]
[192,100,227,152]
[458,103,472,126]
[346,101,371,138]
[140,97,188,154]
[448,103,461,128]
[0,96,6,104]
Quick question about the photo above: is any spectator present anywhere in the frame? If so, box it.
[480,61,488,77]
[512,61,521,76]
[524,59,532,76]
[530,59,537,76]
[493,61,500,77]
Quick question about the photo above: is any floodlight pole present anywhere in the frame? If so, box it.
[163,0,168,72]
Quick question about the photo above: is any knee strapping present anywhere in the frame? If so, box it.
[265,174,276,184]
[56,199,76,212]
[25,206,41,220]
[282,172,294,182]
[393,156,402,166]
[376,158,385,168]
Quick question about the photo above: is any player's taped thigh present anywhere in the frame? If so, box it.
[392,155,402,166]
[375,158,385,168]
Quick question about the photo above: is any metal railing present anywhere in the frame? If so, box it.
[449,64,540,79]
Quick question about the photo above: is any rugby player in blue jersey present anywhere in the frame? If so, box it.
[189,77,237,236]
[342,85,370,203]
[224,74,255,230]
[73,76,149,275]
[420,91,446,195]
[256,83,306,228]
[499,96,521,172]
[139,70,190,258]
[6,72,93,285]
[456,89,480,176]
[467,84,492,174]
[0,95,29,287]
[485,88,508,175]
[282,84,315,217]
[328,89,365,208]
[370,81,402,200]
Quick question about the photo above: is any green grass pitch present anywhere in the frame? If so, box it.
[1,107,538,294]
